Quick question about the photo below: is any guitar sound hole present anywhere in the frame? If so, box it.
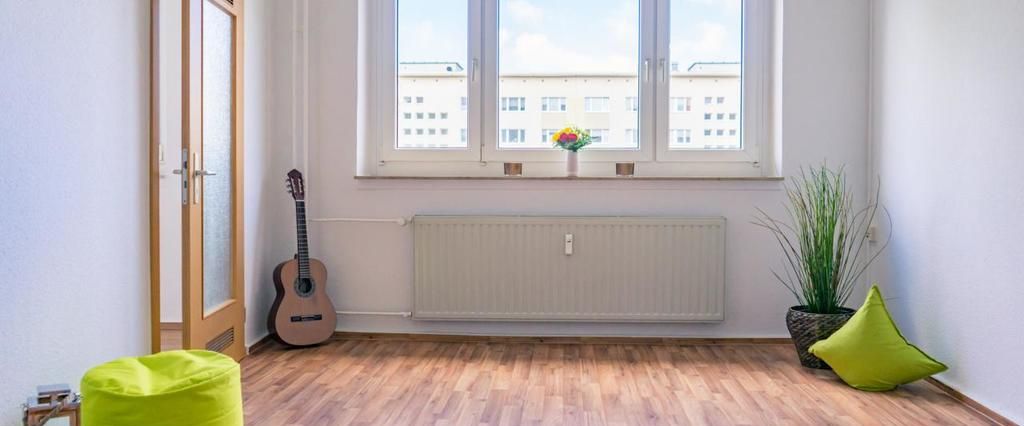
[294,277,315,297]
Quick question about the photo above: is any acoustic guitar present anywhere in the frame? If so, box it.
[268,169,337,346]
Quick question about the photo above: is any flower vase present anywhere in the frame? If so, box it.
[566,151,579,177]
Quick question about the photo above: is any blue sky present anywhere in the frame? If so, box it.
[398,0,741,74]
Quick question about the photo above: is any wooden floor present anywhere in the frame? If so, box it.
[240,337,995,426]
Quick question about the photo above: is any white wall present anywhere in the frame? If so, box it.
[0,1,150,424]
[870,0,1024,422]
[158,0,184,324]
[243,0,295,348]
[274,0,871,338]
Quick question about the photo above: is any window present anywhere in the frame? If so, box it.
[542,129,558,143]
[587,129,610,145]
[584,97,610,113]
[540,97,567,112]
[671,97,691,112]
[500,128,526,144]
[670,129,691,146]
[372,0,768,175]
[625,128,639,145]
[501,97,526,112]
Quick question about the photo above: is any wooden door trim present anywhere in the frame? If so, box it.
[148,0,162,355]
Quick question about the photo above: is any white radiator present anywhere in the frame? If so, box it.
[413,216,725,322]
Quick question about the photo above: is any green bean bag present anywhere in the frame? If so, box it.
[81,350,243,426]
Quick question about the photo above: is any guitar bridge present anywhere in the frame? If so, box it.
[289,314,323,323]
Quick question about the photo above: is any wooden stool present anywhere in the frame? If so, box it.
[23,384,80,426]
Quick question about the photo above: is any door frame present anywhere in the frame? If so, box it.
[149,0,245,358]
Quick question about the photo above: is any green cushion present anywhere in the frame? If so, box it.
[81,350,243,426]
[809,285,948,391]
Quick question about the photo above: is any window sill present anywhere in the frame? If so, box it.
[355,175,784,182]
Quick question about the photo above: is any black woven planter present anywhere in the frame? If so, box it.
[785,306,856,369]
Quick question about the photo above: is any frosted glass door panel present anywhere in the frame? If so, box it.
[202,0,234,315]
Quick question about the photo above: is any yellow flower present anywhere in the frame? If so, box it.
[551,131,563,142]
[561,127,573,134]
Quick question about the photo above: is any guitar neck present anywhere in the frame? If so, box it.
[295,200,311,279]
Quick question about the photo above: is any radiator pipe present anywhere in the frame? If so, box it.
[311,217,410,226]
[336,310,413,318]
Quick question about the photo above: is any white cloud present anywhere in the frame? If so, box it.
[505,32,634,74]
[506,0,544,23]
[688,0,741,14]
[670,22,733,66]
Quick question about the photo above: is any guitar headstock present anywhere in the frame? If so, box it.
[286,169,305,201]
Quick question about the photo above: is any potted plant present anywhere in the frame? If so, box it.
[754,165,889,369]
[551,127,591,177]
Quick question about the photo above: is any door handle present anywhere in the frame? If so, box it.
[194,169,217,177]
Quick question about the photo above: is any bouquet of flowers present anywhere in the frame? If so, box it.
[551,127,591,152]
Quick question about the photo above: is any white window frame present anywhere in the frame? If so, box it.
[366,0,773,177]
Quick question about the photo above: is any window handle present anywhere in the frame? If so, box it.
[643,58,651,82]
[659,58,667,83]
[471,58,479,82]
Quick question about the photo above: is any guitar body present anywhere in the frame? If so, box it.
[269,257,337,346]
[269,169,337,347]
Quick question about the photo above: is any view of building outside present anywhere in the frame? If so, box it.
[396,0,741,151]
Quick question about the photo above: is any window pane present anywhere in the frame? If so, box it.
[397,0,468,149]
[669,0,742,150]
[498,0,641,150]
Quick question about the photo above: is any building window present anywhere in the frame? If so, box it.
[584,97,610,113]
[670,129,691,146]
[587,129,609,145]
[540,97,567,112]
[671,97,691,112]
[501,97,526,112]
[374,0,767,174]
[500,129,526,144]
[626,97,639,112]
[625,128,638,145]
[542,129,558,143]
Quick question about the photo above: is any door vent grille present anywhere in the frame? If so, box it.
[206,327,235,353]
